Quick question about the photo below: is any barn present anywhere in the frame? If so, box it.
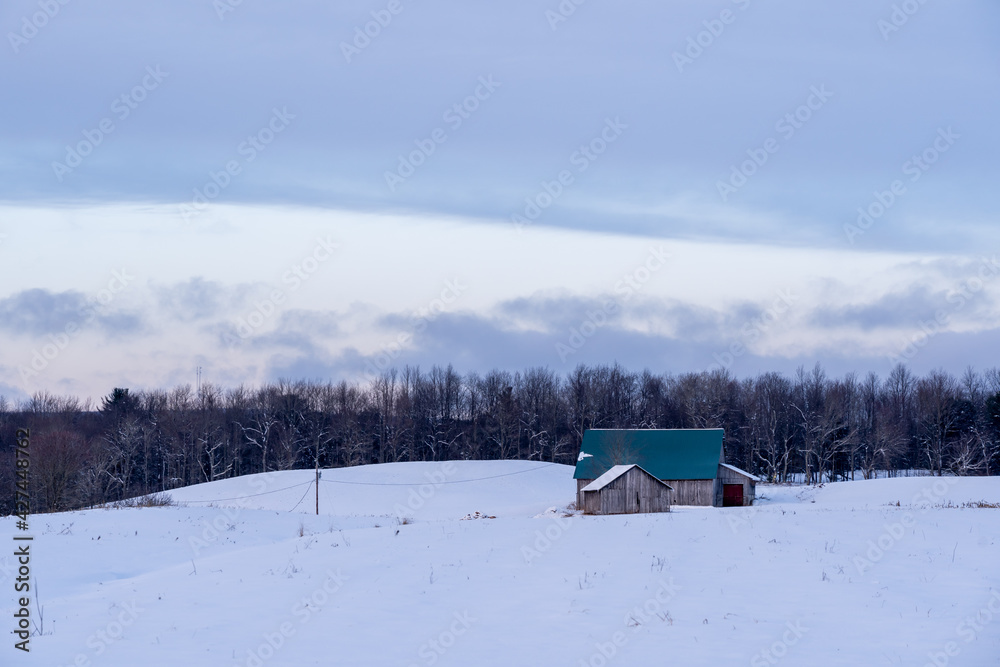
[573,429,758,509]
[580,464,673,515]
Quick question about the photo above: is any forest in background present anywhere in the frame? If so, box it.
[3,362,1000,514]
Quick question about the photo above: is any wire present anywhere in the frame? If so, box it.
[176,480,314,503]
[171,463,560,504]
[289,481,314,512]
[319,463,559,486]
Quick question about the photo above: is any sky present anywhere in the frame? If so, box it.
[0,0,998,402]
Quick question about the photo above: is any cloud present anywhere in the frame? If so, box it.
[5,276,1000,400]
[260,294,799,382]
[0,1,995,253]
[153,277,233,323]
[0,378,30,403]
[808,285,952,331]
[248,313,342,354]
[0,289,90,335]
[0,288,142,337]
[257,306,851,385]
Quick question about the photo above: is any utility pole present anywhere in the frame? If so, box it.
[315,435,320,515]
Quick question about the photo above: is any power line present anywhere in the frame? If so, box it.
[171,463,560,504]
[176,479,313,503]
[318,463,559,486]
[289,481,314,513]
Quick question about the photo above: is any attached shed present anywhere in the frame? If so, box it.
[581,464,673,515]
[574,429,757,508]
[717,463,759,507]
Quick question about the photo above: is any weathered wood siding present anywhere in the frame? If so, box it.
[582,467,671,515]
[716,464,756,506]
[661,479,717,506]
[577,479,592,508]
[581,468,752,508]
[586,477,718,506]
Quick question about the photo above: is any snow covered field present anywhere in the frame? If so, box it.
[4,461,999,666]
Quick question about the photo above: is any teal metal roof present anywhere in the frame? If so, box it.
[574,429,724,481]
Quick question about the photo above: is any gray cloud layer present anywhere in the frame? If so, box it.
[0,288,142,336]
[3,1,998,399]
[2,0,997,251]
[1,273,998,399]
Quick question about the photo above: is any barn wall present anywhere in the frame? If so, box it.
[583,473,749,508]
[576,479,593,508]
[583,468,671,515]
[662,479,715,506]
[603,468,671,514]
[717,465,756,506]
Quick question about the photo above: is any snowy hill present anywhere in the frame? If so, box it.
[169,460,574,520]
[3,462,999,666]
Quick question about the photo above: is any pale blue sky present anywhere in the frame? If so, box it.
[1,0,998,400]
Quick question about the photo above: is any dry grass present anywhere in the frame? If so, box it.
[101,492,174,509]
[902,499,1000,509]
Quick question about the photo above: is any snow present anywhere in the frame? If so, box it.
[3,461,999,666]
[581,464,638,492]
[719,462,761,482]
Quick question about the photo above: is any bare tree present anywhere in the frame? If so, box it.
[915,370,962,475]
[32,430,85,511]
[748,373,794,482]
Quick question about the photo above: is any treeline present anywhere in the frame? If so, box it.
[2,363,1000,514]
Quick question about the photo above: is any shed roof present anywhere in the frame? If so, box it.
[580,464,673,493]
[719,462,761,482]
[574,429,724,481]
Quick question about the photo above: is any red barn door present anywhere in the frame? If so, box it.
[723,484,743,507]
